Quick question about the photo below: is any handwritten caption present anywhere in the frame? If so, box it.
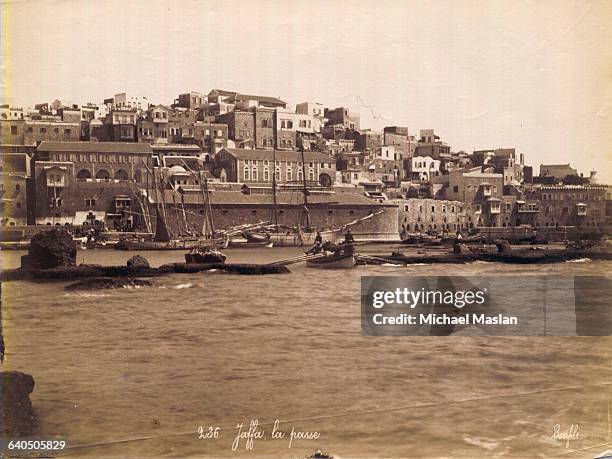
[198,419,320,450]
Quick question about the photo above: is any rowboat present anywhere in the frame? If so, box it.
[227,238,274,248]
[306,252,356,269]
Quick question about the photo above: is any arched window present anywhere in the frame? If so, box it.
[95,169,110,180]
[243,166,250,181]
[115,169,129,181]
[76,169,92,180]
[319,173,332,187]
[263,167,270,181]
[251,167,258,181]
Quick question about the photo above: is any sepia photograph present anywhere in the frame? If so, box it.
[1,0,611,457]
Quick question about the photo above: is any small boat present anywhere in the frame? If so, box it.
[243,231,271,243]
[185,247,227,264]
[228,238,274,248]
[228,231,274,248]
[306,244,356,269]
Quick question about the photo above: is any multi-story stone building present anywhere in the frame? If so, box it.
[100,108,138,142]
[383,126,411,159]
[539,164,578,182]
[175,92,204,109]
[0,105,26,120]
[0,153,29,225]
[213,148,336,187]
[414,129,450,158]
[473,148,524,185]
[295,102,325,133]
[526,184,607,230]
[324,107,360,130]
[253,107,275,149]
[407,156,442,182]
[193,122,228,154]
[391,198,467,234]
[442,168,505,227]
[355,130,383,152]
[216,110,255,148]
[31,141,153,226]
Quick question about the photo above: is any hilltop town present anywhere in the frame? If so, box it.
[0,89,609,241]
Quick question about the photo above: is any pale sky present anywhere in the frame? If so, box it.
[2,0,611,182]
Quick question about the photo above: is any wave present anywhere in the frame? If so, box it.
[173,283,194,289]
[566,258,591,263]
[63,292,109,298]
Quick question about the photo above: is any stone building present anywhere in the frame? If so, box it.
[324,107,360,130]
[253,108,275,149]
[442,168,505,227]
[193,122,228,153]
[0,153,29,225]
[414,129,450,158]
[526,184,607,230]
[539,164,578,182]
[383,126,412,159]
[153,187,399,241]
[213,148,336,187]
[355,130,383,152]
[103,108,138,142]
[391,198,467,235]
[216,110,255,148]
[175,92,204,109]
[31,141,153,225]
[407,156,441,182]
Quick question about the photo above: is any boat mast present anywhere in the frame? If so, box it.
[272,149,278,229]
[299,144,311,229]
[202,170,215,237]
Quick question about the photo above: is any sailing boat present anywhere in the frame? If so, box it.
[115,164,226,252]
[264,145,318,247]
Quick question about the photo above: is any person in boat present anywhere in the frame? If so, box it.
[341,229,356,256]
[306,239,323,255]
[315,231,323,245]
[322,240,338,253]
[344,229,355,244]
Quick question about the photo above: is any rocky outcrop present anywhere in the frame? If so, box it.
[494,239,512,253]
[3,262,291,281]
[65,278,153,290]
[21,229,77,270]
[126,255,150,268]
[453,243,472,255]
[0,371,37,437]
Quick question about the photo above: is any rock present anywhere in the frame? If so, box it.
[0,371,37,437]
[21,229,77,270]
[127,255,150,268]
[453,243,472,255]
[65,278,153,290]
[494,239,512,253]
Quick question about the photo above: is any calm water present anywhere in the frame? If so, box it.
[1,248,611,458]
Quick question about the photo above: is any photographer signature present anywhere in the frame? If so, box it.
[548,424,581,448]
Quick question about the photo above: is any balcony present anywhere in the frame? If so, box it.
[517,201,539,213]
[576,203,587,216]
[486,198,501,214]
